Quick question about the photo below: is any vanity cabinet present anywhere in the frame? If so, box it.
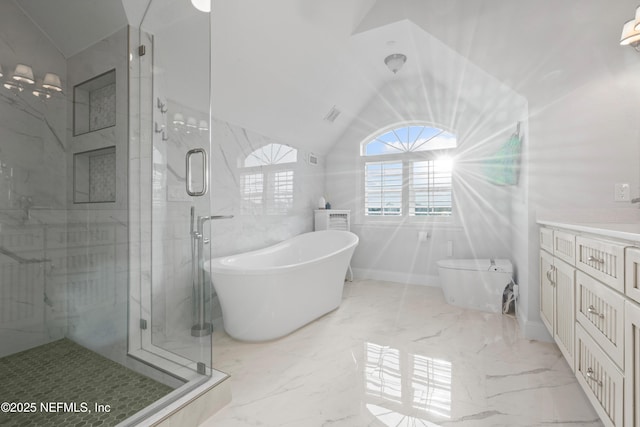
[538,224,636,427]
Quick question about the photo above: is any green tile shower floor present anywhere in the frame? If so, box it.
[0,339,174,426]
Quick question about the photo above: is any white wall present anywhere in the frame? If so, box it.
[326,74,527,285]
[518,64,640,339]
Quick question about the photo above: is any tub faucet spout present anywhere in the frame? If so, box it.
[632,197,640,204]
[196,215,234,235]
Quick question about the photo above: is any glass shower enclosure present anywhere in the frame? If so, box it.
[0,0,224,425]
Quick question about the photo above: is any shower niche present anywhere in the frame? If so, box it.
[73,69,116,136]
[73,146,116,203]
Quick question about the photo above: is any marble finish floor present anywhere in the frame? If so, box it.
[203,280,602,427]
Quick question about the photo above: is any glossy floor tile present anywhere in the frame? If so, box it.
[203,280,602,427]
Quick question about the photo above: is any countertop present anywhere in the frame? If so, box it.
[538,219,640,243]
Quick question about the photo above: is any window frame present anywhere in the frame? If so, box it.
[239,143,297,216]
[358,123,457,224]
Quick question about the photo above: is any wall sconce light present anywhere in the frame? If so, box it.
[2,64,62,98]
[186,117,198,129]
[42,73,63,92]
[4,64,34,92]
[171,111,208,134]
[12,64,35,84]
[621,7,640,50]
[172,113,185,126]
[33,73,63,99]
[384,53,407,74]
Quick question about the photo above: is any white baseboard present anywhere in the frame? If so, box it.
[516,307,552,342]
[352,268,440,287]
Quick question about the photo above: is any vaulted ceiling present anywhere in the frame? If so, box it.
[211,0,640,154]
[13,0,640,155]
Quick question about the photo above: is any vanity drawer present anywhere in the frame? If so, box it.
[576,271,625,368]
[625,247,640,304]
[576,236,625,293]
[576,324,624,427]
[540,227,554,253]
[554,230,576,265]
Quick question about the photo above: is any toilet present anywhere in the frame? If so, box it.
[437,259,513,313]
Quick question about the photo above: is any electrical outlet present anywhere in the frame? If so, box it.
[418,231,430,242]
[615,183,630,202]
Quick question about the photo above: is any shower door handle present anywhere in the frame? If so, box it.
[185,148,209,196]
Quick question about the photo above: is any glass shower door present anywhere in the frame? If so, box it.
[128,0,216,383]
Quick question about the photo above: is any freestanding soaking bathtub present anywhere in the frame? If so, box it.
[205,230,359,341]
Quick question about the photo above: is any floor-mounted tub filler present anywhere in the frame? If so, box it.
[206,230,358,341]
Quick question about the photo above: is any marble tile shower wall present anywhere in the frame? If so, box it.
[0,2,131,363]
[150,111,325,343]
[64,26,130,365]
[0,1,68,357]
[210,118,325,256]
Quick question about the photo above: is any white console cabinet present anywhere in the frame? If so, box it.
[538,221,640,427]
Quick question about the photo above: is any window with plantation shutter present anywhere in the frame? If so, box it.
[240,143,296,215]
[364,161,403,216]
[410,159,453,216]
[361,124,455,219]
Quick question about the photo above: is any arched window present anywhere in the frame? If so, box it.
[361,124,456,217]
[241,143,297,215]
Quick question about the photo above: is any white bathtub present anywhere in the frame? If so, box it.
[205,230,359,342]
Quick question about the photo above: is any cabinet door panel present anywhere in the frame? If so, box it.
[554,259,575,371]
[625,300,640,427]
[540,250,555,336]
[625,247,640,304]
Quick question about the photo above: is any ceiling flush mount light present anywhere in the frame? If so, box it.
[191,0,211,13]
[384,53,407,74]
[621,7,640,50]
[621,19,640,49]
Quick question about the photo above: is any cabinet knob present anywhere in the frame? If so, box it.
[587,255,605,264]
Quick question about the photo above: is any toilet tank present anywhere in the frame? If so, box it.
[437,259,513,313]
